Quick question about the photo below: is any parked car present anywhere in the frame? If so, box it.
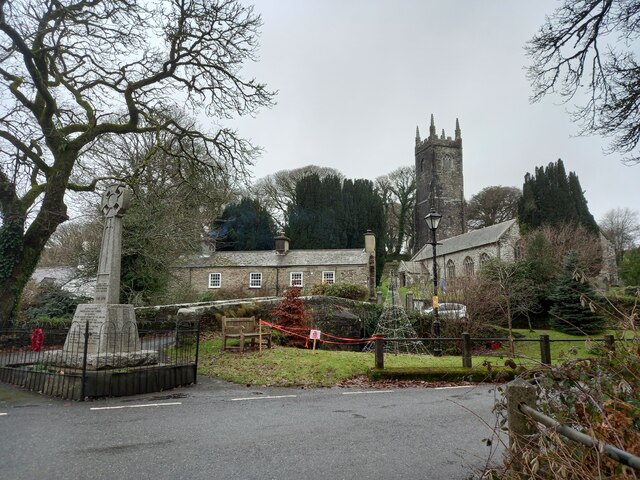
[423,302,467,320]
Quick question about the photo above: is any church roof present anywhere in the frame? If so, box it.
[411,219,518,262]
[398,260,428,275]
[176,249,371,268]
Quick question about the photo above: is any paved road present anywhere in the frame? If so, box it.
[0,378,504,479]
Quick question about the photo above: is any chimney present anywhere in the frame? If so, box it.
[201,236,215,256]
[364,230,375,254]
[275,232,290,255]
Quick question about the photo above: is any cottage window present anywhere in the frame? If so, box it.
[480,253,491,268]
[446,259,456,279]
[208,273,221,289]
[249,272,262,288]
[322,271,335,284]
[463,257,474,277]
[290,272,303,287]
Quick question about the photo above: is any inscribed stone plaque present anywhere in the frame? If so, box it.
[63,304,141,354]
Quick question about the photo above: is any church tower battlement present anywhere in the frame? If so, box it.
[414,114,465,252]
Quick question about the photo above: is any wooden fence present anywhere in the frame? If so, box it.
[371,333,620,369]
[506,379,640,472]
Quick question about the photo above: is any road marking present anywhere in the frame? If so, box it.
[434,385,473,390]
[0,412,7,416]
[90,402,182,411]
[341,390,394,395]
[231,395,297,401]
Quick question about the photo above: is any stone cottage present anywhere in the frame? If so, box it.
[171,232,377,299]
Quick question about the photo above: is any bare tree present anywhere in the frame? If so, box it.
[38,218,102,269]
[375,166,415,255]
[599,207,640,264]
[466,185,521,230]
[523,223,604,278]
[527,0,640,164]
[253,165,343,229]
[482,258,538,355]
[0,0,274,324]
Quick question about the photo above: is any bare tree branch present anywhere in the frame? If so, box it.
[527,0,640,163]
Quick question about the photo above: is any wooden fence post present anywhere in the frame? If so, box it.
[540,334,551,365]
[377,291,383,305]
[506,378,537,471]
[462,332,472,368]
[374,335,384,369]
[604,334,615,353]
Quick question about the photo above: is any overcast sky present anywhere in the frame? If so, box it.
[227,0,639,222]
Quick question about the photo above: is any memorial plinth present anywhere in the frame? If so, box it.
[45,184,158,370]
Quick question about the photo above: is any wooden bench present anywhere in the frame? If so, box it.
[222,316,271,352]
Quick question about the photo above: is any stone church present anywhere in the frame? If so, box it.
[401,114,618,291]
[414,114,465,249]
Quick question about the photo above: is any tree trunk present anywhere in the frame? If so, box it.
[0,175,70,327]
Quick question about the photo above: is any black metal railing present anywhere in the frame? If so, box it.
[0,322,199,400]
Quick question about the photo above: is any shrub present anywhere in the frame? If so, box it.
[494,337,640,479]
[310,282,368,301]
[271,287,310,330]
[20,283,88,326]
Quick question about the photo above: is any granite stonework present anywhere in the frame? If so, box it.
[42,349,158,370]
[43,304,158,370]
[65,304,141,353]
[414,115,465,252]
[47,184,158,370]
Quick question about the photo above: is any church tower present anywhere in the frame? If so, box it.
[414,114,465,252]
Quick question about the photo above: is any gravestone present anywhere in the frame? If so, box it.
[45,184,157,369]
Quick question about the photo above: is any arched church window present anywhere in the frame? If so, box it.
[446,259,455,279]
[480,253,490,268]
[463,256,474,276]
[514,240,525,261]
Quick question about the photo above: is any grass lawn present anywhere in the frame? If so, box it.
[508,328,634,362]
[197,329,635,387]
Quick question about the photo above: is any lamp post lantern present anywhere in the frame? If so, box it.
[425,208,442,357]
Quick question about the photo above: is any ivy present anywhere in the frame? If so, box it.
[0,219,23,282]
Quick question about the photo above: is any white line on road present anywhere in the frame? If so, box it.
[90,402,182,411]
[0,412,7,416]
[341,390,394,395]
[434,385,474,390]
[231,395,297,401]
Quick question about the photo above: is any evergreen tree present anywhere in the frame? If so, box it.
[518,159,598,233]
[286,174,343,249]
[549,251,606,335]
[286,175,386,283]
[341,179,386,284]
[620,247,640,286]
[214,198,276,251]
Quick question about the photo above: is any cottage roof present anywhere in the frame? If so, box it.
[411,219,518,262]
[32,266,77,284]
[177,248,371,268]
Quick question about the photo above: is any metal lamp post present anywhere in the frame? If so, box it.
[425,208,443,356]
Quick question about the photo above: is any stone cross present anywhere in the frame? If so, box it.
[93,184,131,304]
